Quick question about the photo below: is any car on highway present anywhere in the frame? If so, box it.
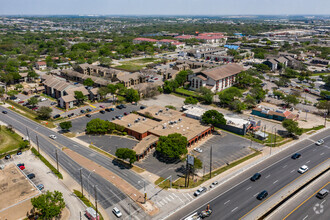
[27,173,35,179]
[37,184,44,191]
[2,110,7,114]
[210,181,218,188]
[112,207,122,217]
[257,190,268,200]
[194,187,207,197]
[193,147,203,153]
[315,139,324,146]
[250,173,261,181]
[86,114,91,117]
[49,135,57,140]
[298,165,309,174]
[291,153,301,159]
[316,189,329,199]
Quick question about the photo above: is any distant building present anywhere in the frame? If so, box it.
[252,105,297,121]
[35,61,47,70]
[132,38,158,44]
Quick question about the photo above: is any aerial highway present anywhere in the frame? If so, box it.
[168,129,330,220]
[0,106,148,219]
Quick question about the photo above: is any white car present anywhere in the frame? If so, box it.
[193,147,202,153]
[112,207,122,217]
[13,98,21,102]
[49,135,57,140]
[210,181,218,188]
[315,139,324,146]
[298,165,309,174]
[40,97,47,102]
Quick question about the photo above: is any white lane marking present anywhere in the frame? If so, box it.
[321,200,326,205]
[224,200,230,205]
[163,199,168,204]
[283,165,287,168]
[273,180,278,184]
[320,152,324,155]
[302,215,308,220]
[169,195,174,200]
[254,193,259,197]
[172,193,184,204]
[266,175,270,178]
[246,186,251,191]
[306,160,310,164]
[187,193,194,200]
[166,197,172,202]
[231,207,238,212]
[290,169,295,173]
[159,201,164,206]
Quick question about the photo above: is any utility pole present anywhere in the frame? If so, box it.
[79,168,83,197]
[26,127,30,145]
[274,128,277,150]
[324,112,327,128]
[185,156,188,187]
[94,185,98,220]
[36,135,40,155]
[209,145,212,179]
[55,149,59,173]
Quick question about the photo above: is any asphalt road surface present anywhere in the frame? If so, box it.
[0,106,148,219]
[168,129,330,220]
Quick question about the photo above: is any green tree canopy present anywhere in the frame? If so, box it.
[115,148,137,165]
[156,133,188,160]
[197,87,213,104]
[27,96,39,107]
[59,121,72,131]
[316,100,330,115]
[163,80,179,94]
[175,70,189,86]
[236,71,262,89]
[107,84,117,94]
[201,110,226,127]
[31,190,65,219]
[283,94,299,106]
[86,118,111,134]
[125,88,140,102]
[184,96,199,105]
[229,100,247,113]
[282,119,303,136]
[83,78,94,87]
[97,87,109,98]
[74,91,86,105]
[37,106,53,120]
[7,90,19,97]
[218,87,242,106]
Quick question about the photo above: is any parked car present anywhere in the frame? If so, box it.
[18,100,24,104]
[51,102,57,105]
[291,153,301,159]
[315,139,324,146]
[316,189,329,199]
[193,147,203,153]
[100,110,105,114]
[99,105,105,108]
[112,207,122,218]
[17,150,22,155]
[116,105,122,109]
[49,135,57,140]
[5,154,11,159]
[37,184,44,191]
[120,104,126,108]
[80,110,86,113]
[250,173,261,181]
[17,163,24,167]
[194,187,207,197]
[27,173,35,179]
[124,112,128,116]
[210,181,218,188]
[68,113,74,117]
[32,107,38,111]
[86,114,91,118]
[19,165,25,170]
[298,165,309,174]
[40,97,47,102]
[140,106,146,109]
[86,108,92,112]
[105,108,111,112]
[2,110,7,114]
[110,108,115,111]
[53,114,61,119]
[257,190,268,200]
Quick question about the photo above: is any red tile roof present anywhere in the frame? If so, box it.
[133,38,158,42]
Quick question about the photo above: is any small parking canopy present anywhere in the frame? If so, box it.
[254,130,268,140]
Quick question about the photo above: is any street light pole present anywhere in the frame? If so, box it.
[36,135,40,155]
[79,168,83,197]
[209,145,212,179]
[55,149,59,173]
[87,169,95,201]
[94,185,98,220]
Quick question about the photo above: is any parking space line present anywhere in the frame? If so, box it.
[283,165,287,168]
[231,207,238,212]
[273,180,278,184]
[224,200,230,205]
[290,169,295,173]
[246,187,251,190]
[265,175,270,178]
[320,152,324,155]
[187,193,194,200]
[166,197,172,202]
[253,193,258,197]
[306,160,310,164]
[169,195,174,200]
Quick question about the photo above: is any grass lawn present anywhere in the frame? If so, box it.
[311,72,330,76]
[175,88,200,98]
[0,125,25,155]
[73,190,104,220]
[155,149,261,189]
[116,58,161,71]
[302,125,325,133]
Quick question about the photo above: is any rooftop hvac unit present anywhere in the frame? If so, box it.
[143,117,146,121]
[183,129,185,131]
[159,109,163,112]
[137,117,141,120]
[187,127,189,129]
[128,124,131,127]
[155,112,158,115]
[177,127,180,129]
[166,108,169,111]
[178,118,182,121]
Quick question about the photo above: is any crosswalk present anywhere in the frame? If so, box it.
[153,192,194,208]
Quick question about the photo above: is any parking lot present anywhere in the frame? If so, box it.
[136,131,262,180]
[68,103,143,133]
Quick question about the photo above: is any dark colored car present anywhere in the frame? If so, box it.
[86,108,92,112]
[50,102,57,105]
[105,108,111,112]
[53,114,61,119]
[120,104,126,108]
[140,106,146,109]
[34,95,40,98]
[27,173,35,179]
[2,110,7,114]
[80,110,85,113]
[5,154,11,159]
[116,105,123,109]
[110,108,115,111]
[37,184,44,191]
[100,110,105,114]
[291,153,301,159]
[86,114,91,117]
[250,173,261,181]
[17,163,24,167]
[17,150,22,155]
[257,190,268,200]
[124,112,128,115]
[68,113,74,117]
[32,107,38,111]
[112,117,116,120]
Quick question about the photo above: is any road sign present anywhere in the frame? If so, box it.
[187,154,194,166]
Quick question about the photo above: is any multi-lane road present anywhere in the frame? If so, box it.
[0,106,149,219]
[169,129,330,220]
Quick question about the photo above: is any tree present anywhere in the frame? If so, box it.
[175,70,189,86]
[316,100,330,115]
[245,94,257,107]
[125,88,140,102]
[229,100,247,113]
[323,75,330,87]
[283,94,299,106]
[193,156,202,170]
[250,86,267,102]
[236,71,262,89]
[59,121,72,131]
[274,77,290,88]
[282,119,303,136]
[107,84,117,94]
[298,76,305,82]
[163,80,178,93]
[83,78,94,87]
[115,148,137,165]
[28,96,39,107]
[31,190,65,219]
[218,87,242,106]
[74,91,86,106]
[7,90,19,97]
[37,106,52,120]
[86,118,111,134]
[198,87,213,104]
[201,110,226,127]
[156,133,188,160]
[184,96,199,105]
[28,70,39,79]
[97,87,109,99]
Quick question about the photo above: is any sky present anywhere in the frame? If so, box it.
[0,0,329,16]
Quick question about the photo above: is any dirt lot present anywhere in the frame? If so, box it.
[0,164,39,213]
[139,94,184,110]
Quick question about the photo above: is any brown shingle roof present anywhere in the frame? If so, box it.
[60,94,76,102]
[201,64,243,81]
